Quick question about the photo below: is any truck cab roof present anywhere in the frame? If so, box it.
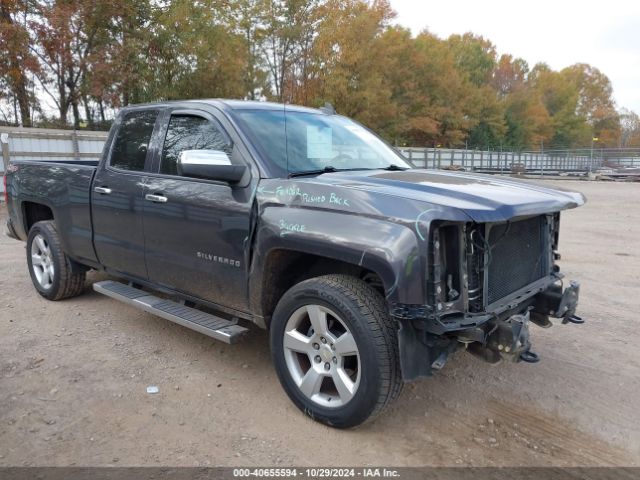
[121,98,325,115]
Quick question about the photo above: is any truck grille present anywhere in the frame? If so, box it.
[486,216,548,305]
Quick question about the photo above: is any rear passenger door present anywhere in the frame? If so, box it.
[92,109,161,279]
[142,108,253,312]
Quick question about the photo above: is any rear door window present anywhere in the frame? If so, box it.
[110,110,158,171]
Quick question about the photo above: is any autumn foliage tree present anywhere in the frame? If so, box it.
[308,0,396,127]
[0,0,38,126]
[30,0,112,128]
[0,0,633,150]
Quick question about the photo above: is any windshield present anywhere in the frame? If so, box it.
[234,109,411,175]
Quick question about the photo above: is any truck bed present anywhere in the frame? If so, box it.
[5,160,98,265]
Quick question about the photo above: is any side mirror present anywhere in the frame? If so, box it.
[177,149,247,184]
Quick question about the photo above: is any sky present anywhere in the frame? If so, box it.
[390,0,640,113]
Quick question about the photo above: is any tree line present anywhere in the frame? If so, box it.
[2,0,640,150]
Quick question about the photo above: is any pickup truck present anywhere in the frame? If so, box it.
[4,100,585,428]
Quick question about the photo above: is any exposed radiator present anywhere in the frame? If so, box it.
[486,216,548,305]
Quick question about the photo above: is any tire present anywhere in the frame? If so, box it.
[26,220,86,301]
[270,274,403,428]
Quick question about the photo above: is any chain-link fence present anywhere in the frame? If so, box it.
[2,126,640,198]
[398,147,640,174]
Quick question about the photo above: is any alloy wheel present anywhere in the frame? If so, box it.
[31,234,55,289]
[282,304,361,408]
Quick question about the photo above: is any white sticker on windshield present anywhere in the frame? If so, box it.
[307,126,332,158]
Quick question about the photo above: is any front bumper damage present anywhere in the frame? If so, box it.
[532,280,582,325]
[393,278,583,381]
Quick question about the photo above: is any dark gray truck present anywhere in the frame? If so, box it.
[4,100,585,427]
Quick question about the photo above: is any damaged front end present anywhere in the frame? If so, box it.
[393,212,584,381]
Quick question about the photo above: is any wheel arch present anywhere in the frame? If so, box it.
[249,208,425,328]
[21,201,54,236]
[252,247,391,329]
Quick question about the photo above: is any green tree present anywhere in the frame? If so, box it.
[503,88,552,150]
[309,0,396,127]
[529,64,588,148]
[446,33,497,87]
[491,55,552,150]
[228,0,270,99]
[145,0,247,101]
[97,0,153,109]
[445,34,505,148]
[562,63,620,146]
[1,0,632,140]
[393,31,477,146]
[259,0,322,101]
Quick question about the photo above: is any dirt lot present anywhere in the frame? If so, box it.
[0,180,639,467]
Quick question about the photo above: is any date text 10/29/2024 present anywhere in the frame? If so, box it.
[233,468,400,478]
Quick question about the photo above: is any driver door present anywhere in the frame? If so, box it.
[142,108,253,312]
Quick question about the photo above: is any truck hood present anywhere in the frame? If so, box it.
[313,169,586,222]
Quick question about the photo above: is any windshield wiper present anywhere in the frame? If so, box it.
[288,166,339,178]
[288,166,377,178]
[288,164,409,178]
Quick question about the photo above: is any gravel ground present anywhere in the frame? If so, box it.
[0,179,639,467]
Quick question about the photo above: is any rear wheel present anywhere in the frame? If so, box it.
[27,221,86,300]
[270,274,403,428]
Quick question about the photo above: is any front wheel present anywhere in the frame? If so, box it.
[26,221,86,300]
[270,274,403,428]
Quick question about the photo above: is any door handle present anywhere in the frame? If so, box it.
[145,193,168,203]
[94,186,112,194]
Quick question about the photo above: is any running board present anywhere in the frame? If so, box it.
[93,280,248,344]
